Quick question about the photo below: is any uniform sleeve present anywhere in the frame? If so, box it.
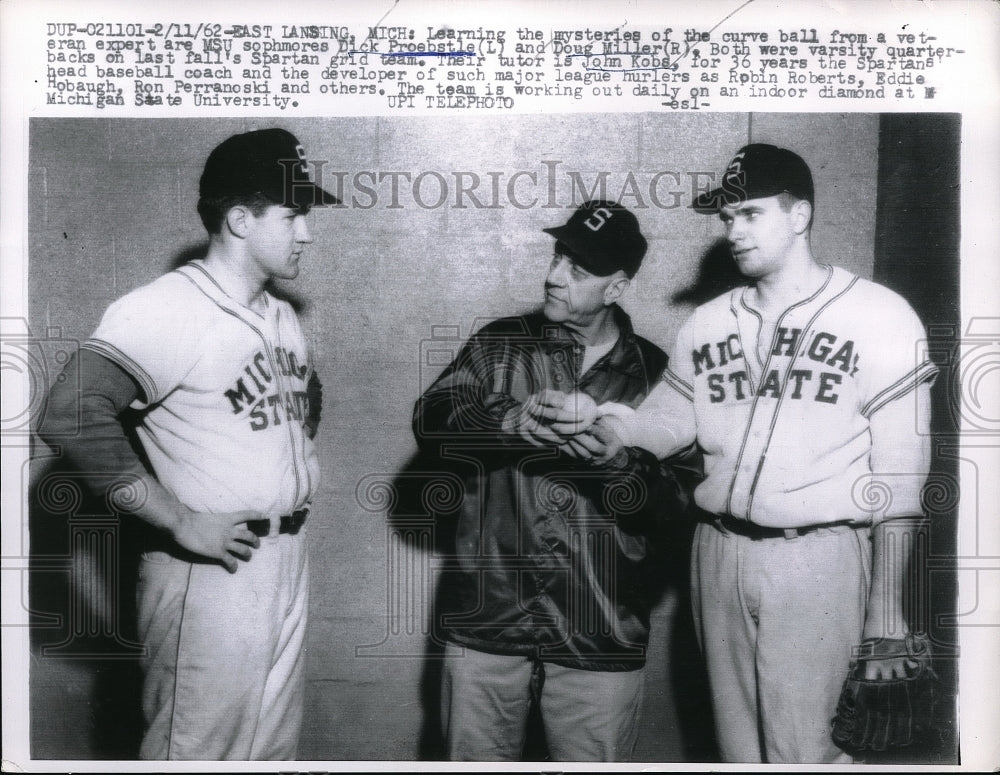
[859,293,937,417]
[411,328,520,454]
[866,380,933,522]
[614,316,698,458]
[36,348,148,490]
[81,281,201,408]
[855,291,935,522]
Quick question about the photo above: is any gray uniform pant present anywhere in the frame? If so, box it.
[137,530,309,760]
[692,520,871,763]
[440,641,643,761]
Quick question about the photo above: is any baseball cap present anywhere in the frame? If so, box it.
[542,200,648,277]
[693,143,814,213]
[199,128,340,208]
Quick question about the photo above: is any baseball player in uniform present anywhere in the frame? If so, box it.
[38,128,337,759]
[596,144,937,762]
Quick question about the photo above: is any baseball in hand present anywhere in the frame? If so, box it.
[562,391,598,427]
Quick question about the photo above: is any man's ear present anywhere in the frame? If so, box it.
[224,205,253,239]
[791,199,812,235]
[604,272,631,306]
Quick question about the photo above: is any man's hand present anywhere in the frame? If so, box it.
[858,626,916,681]
[561,416,627,467]
[105,473,262,573]
[170,508,263,573]
[549,392,599,436]
[502,389,595,446]
[832,633,938,753]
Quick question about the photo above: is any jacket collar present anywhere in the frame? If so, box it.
[532,306,645,378]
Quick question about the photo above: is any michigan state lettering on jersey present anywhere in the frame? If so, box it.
[693,327,861,405]
[224,346,311,431]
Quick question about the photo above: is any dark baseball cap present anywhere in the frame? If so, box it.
[693,143,814,213]
[543,200,648,277]
[199,128,340,208]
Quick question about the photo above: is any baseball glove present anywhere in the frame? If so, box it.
[831,632,938,753]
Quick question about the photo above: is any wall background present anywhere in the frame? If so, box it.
[27,113,883,761]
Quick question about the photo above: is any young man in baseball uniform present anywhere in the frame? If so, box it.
[38,128,337,760]
[412,201,697,762]
[596,145,937,763]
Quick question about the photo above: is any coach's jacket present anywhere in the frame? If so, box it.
[412,307,697,671]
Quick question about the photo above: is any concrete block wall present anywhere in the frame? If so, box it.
[28,113,878,760]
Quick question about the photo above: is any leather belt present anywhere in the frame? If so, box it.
[715,514,851,541]
[247,508,309,538]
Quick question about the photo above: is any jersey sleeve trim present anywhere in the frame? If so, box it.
[661,365,694,402]
[861,360,938,417]
[81,338,158,404]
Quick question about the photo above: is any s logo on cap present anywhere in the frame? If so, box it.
[294,143,309,173]
[584,207,613,232]
[725,151,746,181]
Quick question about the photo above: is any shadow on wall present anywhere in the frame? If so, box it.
[28,452,146,759]
[671,239,744,307]
[378,450,459,760]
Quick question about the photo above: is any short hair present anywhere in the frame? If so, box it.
[197,193,307,234]
[777,190,815,228]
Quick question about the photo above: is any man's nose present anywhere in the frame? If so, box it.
[546,256,568,285]
[295,216,313,244]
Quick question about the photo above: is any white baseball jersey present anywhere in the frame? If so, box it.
[647,265,936,528]
[82,261,319,517]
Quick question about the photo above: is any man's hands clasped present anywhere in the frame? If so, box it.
[502,390,626,466]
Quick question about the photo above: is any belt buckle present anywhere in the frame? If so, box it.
[280,507,309,535]
[247,507,309,538]
[247,518,270,538]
